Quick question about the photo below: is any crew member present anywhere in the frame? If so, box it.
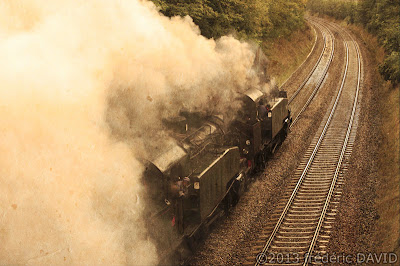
[258,99,268,121]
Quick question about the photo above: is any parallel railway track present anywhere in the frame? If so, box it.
[287,20,335,129]
[287,22,326,105]
[244,20,363,266]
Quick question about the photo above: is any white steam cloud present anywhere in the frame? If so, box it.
[0,0,259,264]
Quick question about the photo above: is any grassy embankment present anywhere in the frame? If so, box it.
[347,23,400,255]
[377,75,400,255]
[263,24,315,86]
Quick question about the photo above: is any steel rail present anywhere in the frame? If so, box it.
[289,23,335,129]
[287,22,326,104]
[302,28,362,266]
[254,42,350,266]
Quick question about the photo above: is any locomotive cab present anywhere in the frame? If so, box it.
[143,145,189,225]
[240,87,264,123]
[232,88,264,163]
[231,88,291,171]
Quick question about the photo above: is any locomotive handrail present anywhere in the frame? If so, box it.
[181,123,212,144]
[189,142,213,159]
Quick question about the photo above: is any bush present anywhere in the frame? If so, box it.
[379,52,400,84]
[307,0,400,84]
[151,0,306,42]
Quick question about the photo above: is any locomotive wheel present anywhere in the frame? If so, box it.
[255,153,266,172]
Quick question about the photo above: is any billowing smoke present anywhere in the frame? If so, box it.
[104,2,262,156]
[0,0,264,264]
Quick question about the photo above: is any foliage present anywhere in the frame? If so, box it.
[151,0,306,41]
[379,52,400,83]
[307,0,400,84]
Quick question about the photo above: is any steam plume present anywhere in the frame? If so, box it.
[0,0,261,264]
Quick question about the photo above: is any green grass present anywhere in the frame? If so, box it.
[263,24,315,86]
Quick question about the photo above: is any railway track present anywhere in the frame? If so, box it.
[287,20,335,129]
[244,21,362,266]
[287,22,326,105]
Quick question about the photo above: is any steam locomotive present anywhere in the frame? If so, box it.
[141,87,291,260]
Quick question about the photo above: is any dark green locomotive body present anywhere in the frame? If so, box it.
[141,88,291,259]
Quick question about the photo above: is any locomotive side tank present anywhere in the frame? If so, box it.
[143,143,189,219]
[270,97,290,139]
[194,146,240,219]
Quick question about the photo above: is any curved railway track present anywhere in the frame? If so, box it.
[287,22,326,105]
[286,20,336,129]
[243,20,363,266]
